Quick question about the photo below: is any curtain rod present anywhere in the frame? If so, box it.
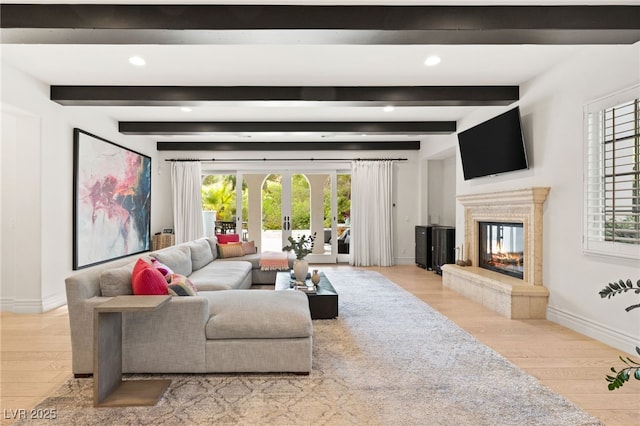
[164,157,407,162]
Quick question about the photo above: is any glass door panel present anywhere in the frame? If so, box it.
[261,173,284,252]
[336,173,351,262]
[201,174,237,237]
[290,173,311,250]
[305,172,336,263]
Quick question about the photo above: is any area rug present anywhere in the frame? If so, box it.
[19,270,602,425]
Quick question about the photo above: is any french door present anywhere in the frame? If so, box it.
[204,168,347,264]
[273,171,337,264]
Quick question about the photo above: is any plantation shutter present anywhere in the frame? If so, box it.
[584,86,640,260]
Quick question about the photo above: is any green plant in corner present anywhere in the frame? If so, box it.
[599,279,640,390]
[282,232,317,260]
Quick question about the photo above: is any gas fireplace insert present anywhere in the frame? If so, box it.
[479,221,524,279]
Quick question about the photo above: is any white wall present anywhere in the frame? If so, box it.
[426,157,456,227]
[1,63,160,313]
[1,107,42,311]
[455,44,640,354]
[440,156,456,226]
[420,135,457,228]
[393,154,421,264]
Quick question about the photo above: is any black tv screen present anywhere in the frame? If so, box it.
[457,107,528,180]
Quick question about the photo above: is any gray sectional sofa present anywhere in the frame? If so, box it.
[65,237,313,377]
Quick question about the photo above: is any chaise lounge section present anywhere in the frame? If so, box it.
[65,237,312,377]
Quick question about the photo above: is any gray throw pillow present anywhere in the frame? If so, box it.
[205,236,219,261]
[187,239,214,270]
[99,265,133,296]
[152,245,192,276]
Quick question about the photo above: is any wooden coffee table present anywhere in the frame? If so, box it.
[275,271,338,320]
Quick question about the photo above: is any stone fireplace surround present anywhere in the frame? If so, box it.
[441,187,550,319]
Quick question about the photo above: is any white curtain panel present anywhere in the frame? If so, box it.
[350,160,394,267]
[170,161,205,244]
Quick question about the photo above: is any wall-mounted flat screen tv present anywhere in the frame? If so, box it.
[457,107,529,180]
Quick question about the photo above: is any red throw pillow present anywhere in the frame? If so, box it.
[216,233,240,244]
[132,259,169,295]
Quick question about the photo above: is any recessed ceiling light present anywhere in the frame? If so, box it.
[128,56,146,66]
[180,107,192,112]
[383,105,395,113]
[361,134,367,137]
[424,55,441,67]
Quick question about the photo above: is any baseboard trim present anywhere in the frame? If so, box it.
[43,292,67,312]
[0,297,15,311]
[547,305,638,356]
[9,298,45,314]
[0,292,66,313]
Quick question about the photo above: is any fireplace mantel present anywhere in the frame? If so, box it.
[442,187,550,319]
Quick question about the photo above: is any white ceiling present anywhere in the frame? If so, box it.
[2,44,585,140]
[0,0,629,142]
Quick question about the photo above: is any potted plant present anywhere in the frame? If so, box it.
[283,232,316,280]
[599,279,640,390]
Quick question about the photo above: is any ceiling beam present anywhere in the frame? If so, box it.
[51,85,519,107]
[2,5,639,44]
[119,121,456,135]
[157,141,420,151]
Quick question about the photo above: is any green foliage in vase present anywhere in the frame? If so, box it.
[282,232,316,260]
[599,278,640,390]
[605,351,640,391]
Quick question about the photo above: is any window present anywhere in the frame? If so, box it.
[584,86,640,259]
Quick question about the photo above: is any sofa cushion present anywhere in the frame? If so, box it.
[132,259,169,295]
[187,239,214,270]
[216,233,240,244]
[241,240,257,254]
[205,236,219,261]
[205,290,312,340]
[99,264,134,296]
[188,261,252,291]
[166,273,198,296]
[218,242,244,259]
[152,245,192,276]
[216,253,261,269]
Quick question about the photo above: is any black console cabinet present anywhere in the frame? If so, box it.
[432,226,456,275]
[415,226,432,269]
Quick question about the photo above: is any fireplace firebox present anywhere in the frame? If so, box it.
[479,222,524,279]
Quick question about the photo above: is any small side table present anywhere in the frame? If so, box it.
[93,295,171,407]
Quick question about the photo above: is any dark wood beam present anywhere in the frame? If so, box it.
[2,5,639,44]
[120,121,456,135]
[157,141,421,151]
[51,85,519,107]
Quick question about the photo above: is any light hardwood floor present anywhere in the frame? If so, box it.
[1,265,638,425]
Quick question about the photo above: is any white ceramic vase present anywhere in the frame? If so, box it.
[293,259,309,281]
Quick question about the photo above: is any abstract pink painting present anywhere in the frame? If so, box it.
[73,129,151,269]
